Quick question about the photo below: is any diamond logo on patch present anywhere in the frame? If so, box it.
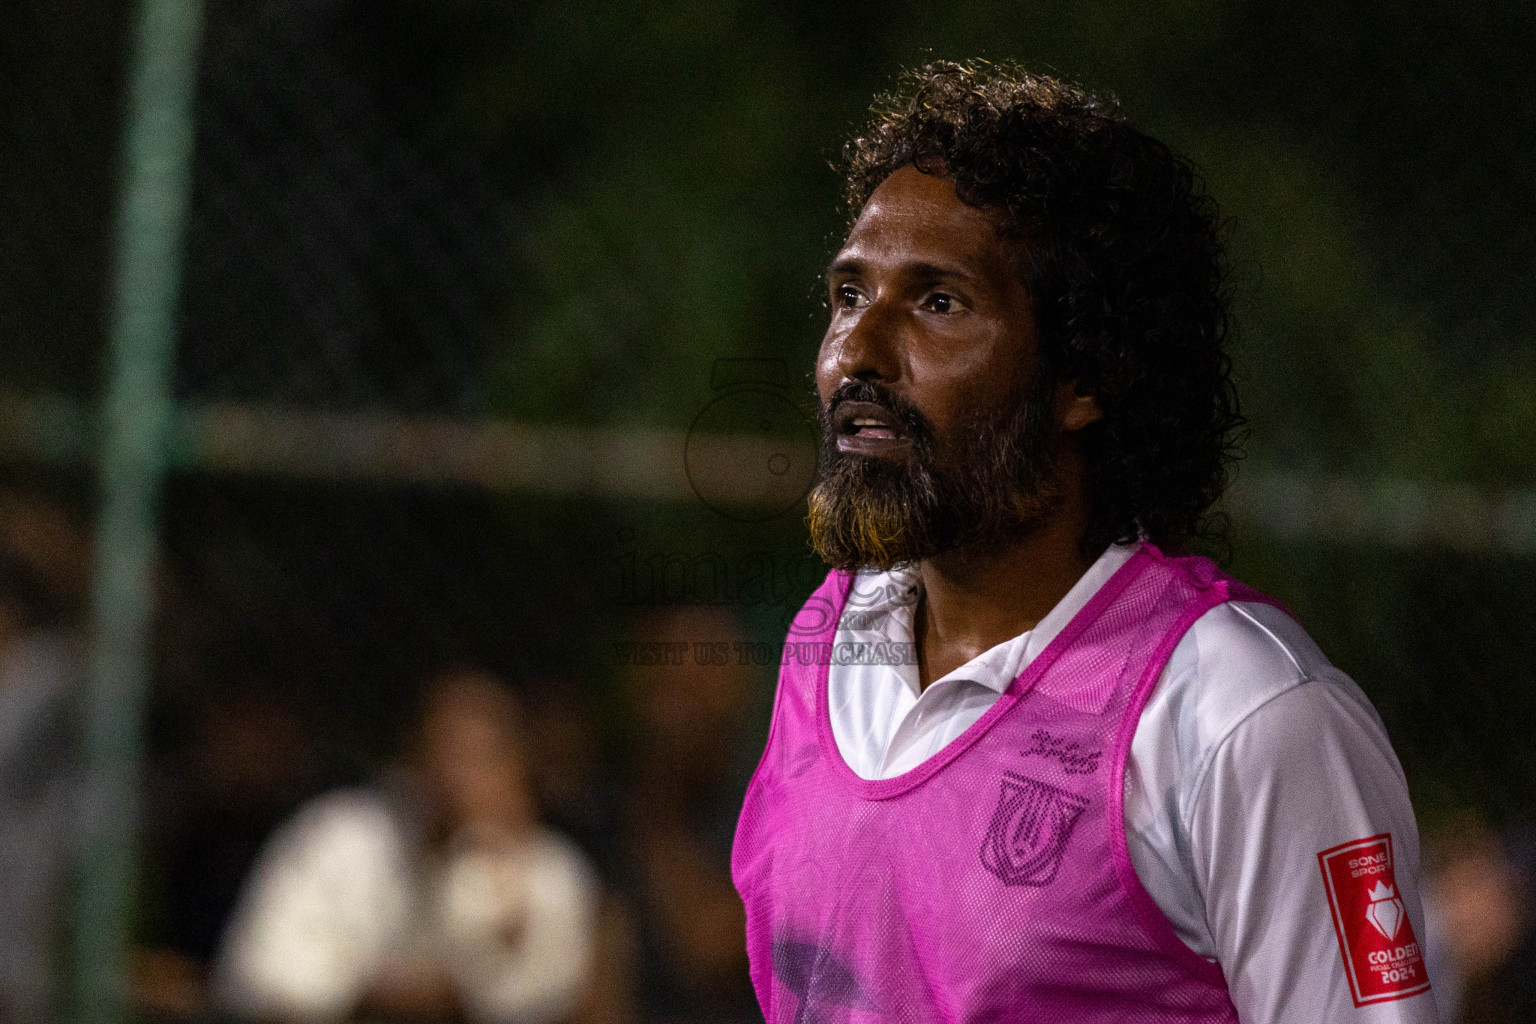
[1365,881,1405,941]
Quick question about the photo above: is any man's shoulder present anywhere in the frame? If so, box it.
[1145,597,1356,775]
[1155,595,1394,773]
[1176,597,1330,706]
[1138,594,1399,829]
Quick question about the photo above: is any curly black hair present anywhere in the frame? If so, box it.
[841,61,1243,556]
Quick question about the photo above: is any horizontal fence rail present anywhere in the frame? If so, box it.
[2,389,1531,553]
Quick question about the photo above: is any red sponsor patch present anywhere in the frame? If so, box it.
[1318,833,1432,1005]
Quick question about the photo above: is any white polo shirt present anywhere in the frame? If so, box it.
[828,542,1441,1023]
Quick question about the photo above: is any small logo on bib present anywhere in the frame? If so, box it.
[1318,833,1432,1005]
[1020,728,1102,775]
[980,773,1090,887]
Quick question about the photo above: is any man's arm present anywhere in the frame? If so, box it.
[1190,671,1441,1023]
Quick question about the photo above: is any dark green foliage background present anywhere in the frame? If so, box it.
[429,0,1536,822]
[5,0,1535,824]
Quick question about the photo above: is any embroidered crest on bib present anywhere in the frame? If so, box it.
[980,772,1090,886]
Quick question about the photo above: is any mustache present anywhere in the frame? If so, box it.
[808,370,1065,571]
[822,380,933,444]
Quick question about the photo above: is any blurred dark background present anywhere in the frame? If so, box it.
[2,1,1535,1022]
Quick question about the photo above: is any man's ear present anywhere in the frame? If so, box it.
[1054,380,1103,432]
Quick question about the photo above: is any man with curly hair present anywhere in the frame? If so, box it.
[732,64,1439,1023]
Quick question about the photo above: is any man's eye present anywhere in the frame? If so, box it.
[925,293,958,314]
[836,285,866,309]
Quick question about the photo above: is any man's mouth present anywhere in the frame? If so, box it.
[832,400,913,457]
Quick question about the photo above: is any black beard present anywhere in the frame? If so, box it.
[806,374,1063,572]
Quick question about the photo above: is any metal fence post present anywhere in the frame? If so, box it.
[73,0,203,1021]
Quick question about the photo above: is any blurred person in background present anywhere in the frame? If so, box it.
[523,681,641,1024]
[523,679,618,876]
[134,669,325,1020]
[215,665,600,1023]
[0,488,86,1020]
[617,606,758,1024]
[0,553,80,1020]
[1421,814,1536,1024]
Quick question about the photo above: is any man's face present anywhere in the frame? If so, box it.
[809,164,1063,570]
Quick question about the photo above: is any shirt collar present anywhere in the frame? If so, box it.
[848,541,1142,695]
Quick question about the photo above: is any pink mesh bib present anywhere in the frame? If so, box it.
[733,545,1278,1023]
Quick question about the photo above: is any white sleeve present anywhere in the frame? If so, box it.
[1190,672,1441,1023]
[435,830,599,1024]
[213,791,411,1020]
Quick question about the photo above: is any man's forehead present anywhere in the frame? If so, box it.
[835,165,1012,272]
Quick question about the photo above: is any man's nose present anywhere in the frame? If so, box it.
[833,298,903,383]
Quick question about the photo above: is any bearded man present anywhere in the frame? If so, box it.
[731,63,1440,1023]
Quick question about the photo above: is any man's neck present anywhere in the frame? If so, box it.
[913,507,1094,690]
